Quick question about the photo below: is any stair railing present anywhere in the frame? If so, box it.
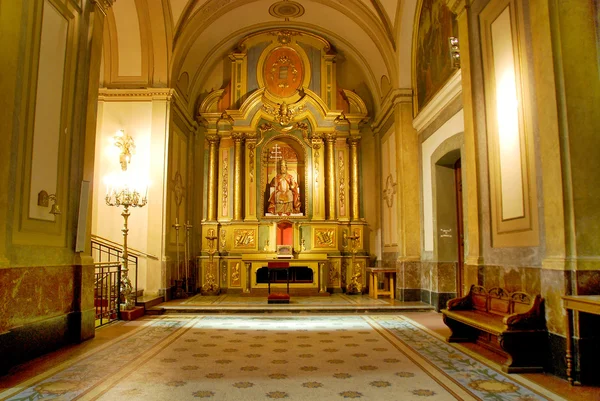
[92,237,139,324]
[94,261,121,327]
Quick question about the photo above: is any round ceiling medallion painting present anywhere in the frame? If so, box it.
[269,1,305,19]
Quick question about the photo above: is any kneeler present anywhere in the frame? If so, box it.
[267,262,290,304]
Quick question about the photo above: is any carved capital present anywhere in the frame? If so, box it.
[310,132,323,140]
[92,0,115,16]
[444,0,470,15]
[324,133,336,143]
[206,134,220,145]
[347,136,361,146]
[232,133,245,143]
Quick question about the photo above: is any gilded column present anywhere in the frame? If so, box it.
[232,133,244,221]
[325,134,337,220]
[244,262,252,293]
[207,135,220,221]
[348,136,361,220]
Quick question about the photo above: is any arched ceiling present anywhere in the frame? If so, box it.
[103,0,420,117]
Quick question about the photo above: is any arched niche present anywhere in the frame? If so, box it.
[260,134,308,217]
[276,221,294,246]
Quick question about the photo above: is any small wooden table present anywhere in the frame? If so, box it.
[367,267,396,300]
[562,295,600,385]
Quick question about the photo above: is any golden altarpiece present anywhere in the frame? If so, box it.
[197,30,369,296]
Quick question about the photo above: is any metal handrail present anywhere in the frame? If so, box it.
[91,234,158,260]
[94,261,121,327]
[92,240,139,321]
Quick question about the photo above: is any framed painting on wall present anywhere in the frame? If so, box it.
[414,0,459,115]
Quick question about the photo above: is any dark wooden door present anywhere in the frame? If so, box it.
[454,159,464,296]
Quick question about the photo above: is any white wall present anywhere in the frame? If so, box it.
[421,110,464,252]
[93,97,170,295]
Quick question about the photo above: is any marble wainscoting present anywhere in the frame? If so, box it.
[419,261,457,311]
[381,253,421,302]
[381,254,457,310]
[0,264,95,375]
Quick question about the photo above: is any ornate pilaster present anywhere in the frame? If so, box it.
[206,135,220,221]
[245,135,258,221]
[311,135,325,220]
[325,134,337,220]
[322,53,336,109]
[232,133,245,221]
[229,52,247,108]
[348,136,361,220]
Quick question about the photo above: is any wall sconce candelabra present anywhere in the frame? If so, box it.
[105,179,148,311]
[38,190,61,215]
[449,36,460,69]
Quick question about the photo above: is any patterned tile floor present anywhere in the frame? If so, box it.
[0,314,579,401]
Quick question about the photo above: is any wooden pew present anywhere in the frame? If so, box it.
[442,285,547,373]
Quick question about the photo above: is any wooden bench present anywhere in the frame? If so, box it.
[442,285,547,373]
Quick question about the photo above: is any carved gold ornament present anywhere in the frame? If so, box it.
[328,263,340,286]
[383,174,397,208]
[220,229,227,250]
[338,154,346,215]
[231,263,241,287]
[263,101,305,126]
[346,263,363,294]
[248,143,256,183]
[172,171,185,208]
[234,229,256,248]
[258,123,274,136]
[315,229,335,248]
[222,154,229,215]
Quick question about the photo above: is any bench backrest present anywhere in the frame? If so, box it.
[510,292,534,314]
[468,286,535,316]
[488,287,511,316]
[471,285,488,312]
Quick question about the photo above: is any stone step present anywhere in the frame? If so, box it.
[150,303,435,315]
[136,294,164,310]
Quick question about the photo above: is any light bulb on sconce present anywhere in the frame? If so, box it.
[448,36,460,69]
[37,190,61,215]
[113,129,136,171]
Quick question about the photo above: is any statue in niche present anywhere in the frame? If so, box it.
[267,158,301,215]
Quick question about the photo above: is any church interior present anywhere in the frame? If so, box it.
[1,0,599,399]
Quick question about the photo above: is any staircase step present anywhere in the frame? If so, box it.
[145,307,165,315]
[136,295,164,310]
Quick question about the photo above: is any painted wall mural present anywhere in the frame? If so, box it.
[415,0,459,111]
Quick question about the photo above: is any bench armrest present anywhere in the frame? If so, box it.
[446,292,473,311]
[502,295,545,330]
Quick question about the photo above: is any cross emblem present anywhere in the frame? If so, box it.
[270,144,282,162]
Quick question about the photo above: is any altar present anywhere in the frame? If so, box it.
[194,29,372,298]
[242,254,328,295]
